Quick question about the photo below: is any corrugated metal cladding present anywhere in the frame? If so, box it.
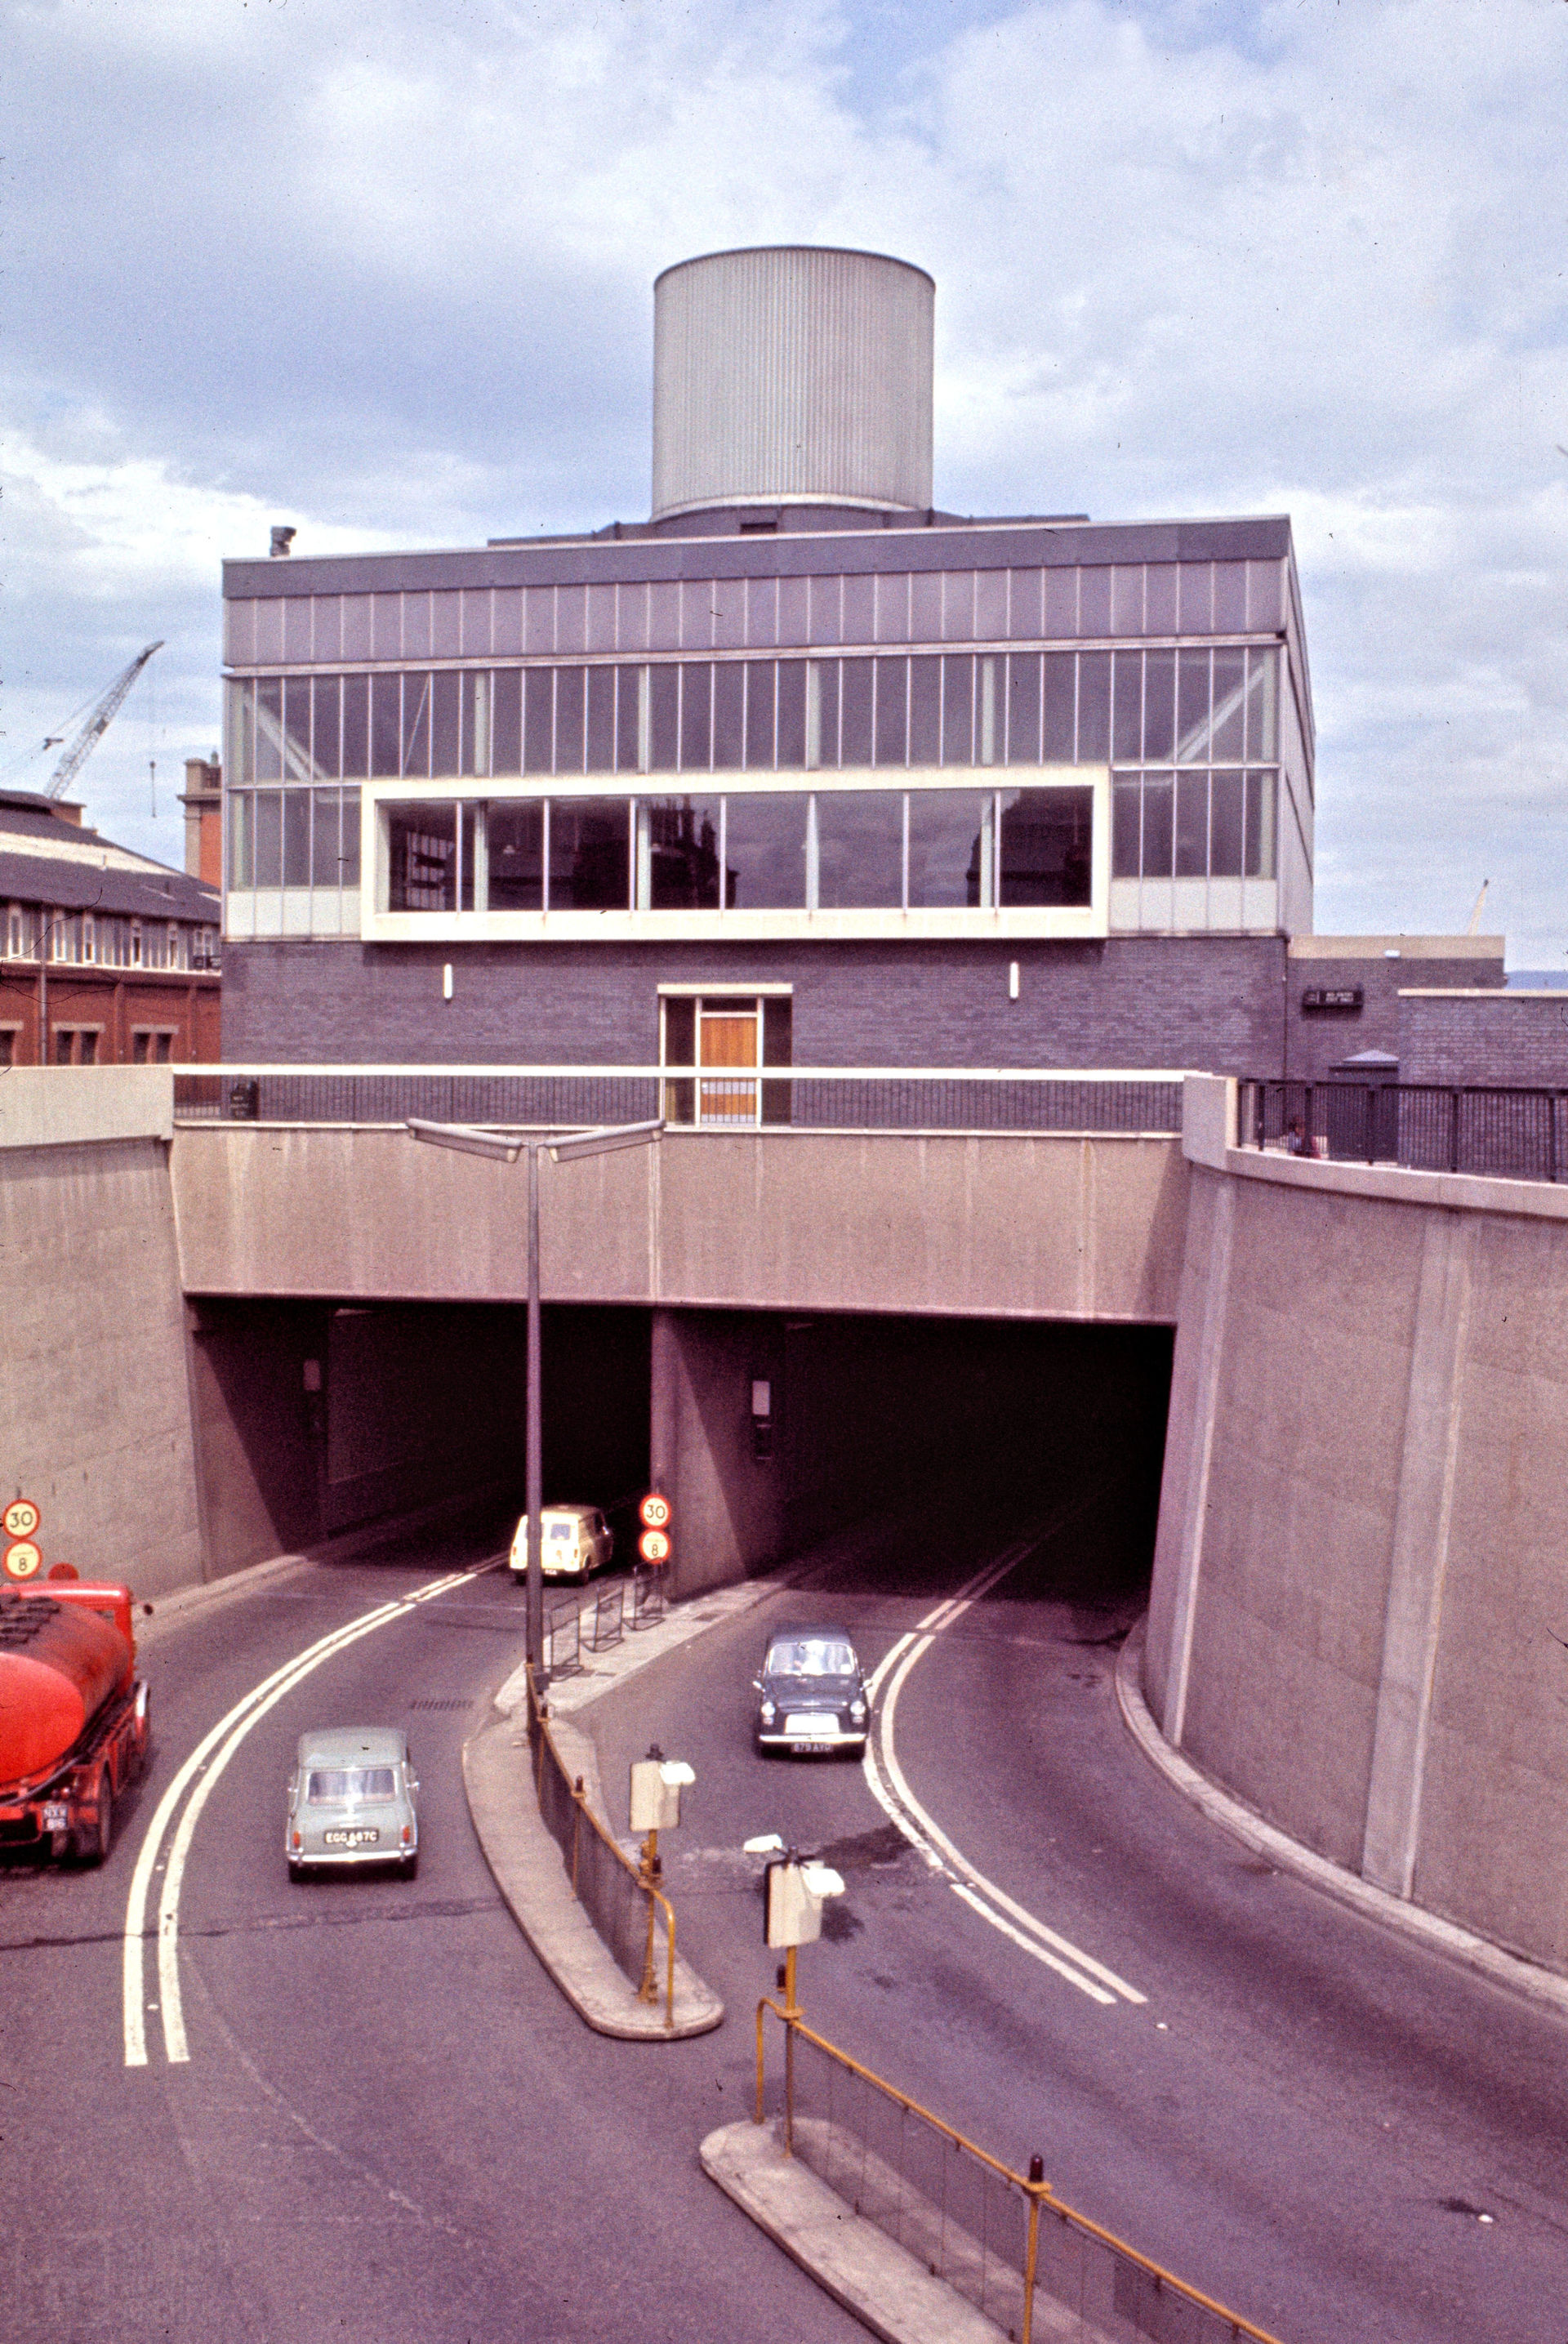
[652,247,934,520]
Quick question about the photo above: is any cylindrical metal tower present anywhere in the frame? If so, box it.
[651,246,934,522]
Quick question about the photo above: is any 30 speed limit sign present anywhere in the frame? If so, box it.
[639,1492,671,1531]
[3,1499,40,1540]
[638,1528,671,1565]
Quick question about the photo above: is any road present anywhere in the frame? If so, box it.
[0,1515,862,2344]
[583,1490,1568,2344]
[3,1496,1566,2343]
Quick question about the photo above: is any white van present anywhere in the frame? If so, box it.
[509,1505,614,1585]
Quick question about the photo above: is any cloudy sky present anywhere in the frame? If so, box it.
[2,0,1565,962]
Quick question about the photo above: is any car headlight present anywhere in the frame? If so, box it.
[850,1699,867,1722]
[759,1700,776,1725]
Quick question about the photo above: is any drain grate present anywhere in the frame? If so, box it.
[408,1696,474,1712]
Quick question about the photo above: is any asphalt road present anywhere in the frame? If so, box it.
[6,1494,1566,2344]
[583,1491,1568,2344]
[0,1515,863,2344]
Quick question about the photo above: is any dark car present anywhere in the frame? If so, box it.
[754,1624,869,1755]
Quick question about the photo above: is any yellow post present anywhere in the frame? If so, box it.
[637,1825,660,2003]
[1021,2154,1049,2344]
[783,1945,799,2155]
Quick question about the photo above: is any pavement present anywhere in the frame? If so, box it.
[1116,1616,1568,2024]
[700,2120,1016,2344]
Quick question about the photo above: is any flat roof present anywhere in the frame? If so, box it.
[225,511,1296,601]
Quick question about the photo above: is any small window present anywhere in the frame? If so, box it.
[131,1030,176,1065]
[0,1030,17,1069]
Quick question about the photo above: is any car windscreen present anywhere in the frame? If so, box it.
[765,1638,857,1679]
[305,1767,397,1803]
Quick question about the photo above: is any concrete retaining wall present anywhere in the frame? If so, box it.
[1148,1084,1568,1975]
[168,1125,1189,1325]
[0,1072,201,1600]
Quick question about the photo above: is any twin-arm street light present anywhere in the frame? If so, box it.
[405,1116,664,1672]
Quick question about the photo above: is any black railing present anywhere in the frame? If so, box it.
[172,1065,1186,1137]
[1241,1080,1567,1183]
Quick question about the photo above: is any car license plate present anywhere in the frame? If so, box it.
[323,1827,380,1846]
[784,1714,838,1739]
[42,1803,69,1831]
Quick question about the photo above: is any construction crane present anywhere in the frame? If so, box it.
[42,640,163,800]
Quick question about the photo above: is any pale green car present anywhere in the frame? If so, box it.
[287,1727,419,1880]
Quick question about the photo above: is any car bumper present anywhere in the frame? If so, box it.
[289,1837,416,1867]
[757,1726,866,1751]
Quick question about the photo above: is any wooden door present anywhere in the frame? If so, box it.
[698,1007,759,1124]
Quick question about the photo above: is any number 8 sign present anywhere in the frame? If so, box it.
[639,1528,670,1565]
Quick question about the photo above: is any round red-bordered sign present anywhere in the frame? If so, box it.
[639,1492,672,1531]
[3,1499,39,1540]
[4,1539,42,1582]
[638,1527,671,1565]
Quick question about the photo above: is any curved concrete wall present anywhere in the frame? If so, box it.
[1147,1086,1568,1976]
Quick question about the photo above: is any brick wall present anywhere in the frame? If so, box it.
[1288,956,1507,1083]
[221,934,1289,1074]
[1399,992,1568,1087]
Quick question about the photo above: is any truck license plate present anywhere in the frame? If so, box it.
[42,1804,69,1831]
[324,1827,380,1847]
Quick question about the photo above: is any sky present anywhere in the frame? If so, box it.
[2,0,1566,961]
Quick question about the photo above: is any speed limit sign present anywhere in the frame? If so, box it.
[4,1539,42,1582]
[638,1527,671,1565]
[3,1499,40,1540]
[639,1492,672,1531]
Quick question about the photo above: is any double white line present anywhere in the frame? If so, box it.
[122,1566,484,2068]
[862,1545,1146,2010]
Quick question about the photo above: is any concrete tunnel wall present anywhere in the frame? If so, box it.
[1147,1084,1568,1977]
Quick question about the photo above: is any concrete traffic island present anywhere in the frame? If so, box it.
[700,2119,1022,2344]
[464,1709,724,2039]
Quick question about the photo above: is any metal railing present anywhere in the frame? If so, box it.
[524,1665,678,2025]
[1242,1078,1568,1184]
[171,1063,1187,1138]
[755,2003,1286,2344]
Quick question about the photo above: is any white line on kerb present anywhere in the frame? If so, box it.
[862,1544,1147,2009]
[123,1566,484,2069]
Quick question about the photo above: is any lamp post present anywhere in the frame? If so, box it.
[406,1114,662,1672]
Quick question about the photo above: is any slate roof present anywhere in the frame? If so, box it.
[0,791,218,924]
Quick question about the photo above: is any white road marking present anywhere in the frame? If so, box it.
[124,1565,486,2069]
[862,1542,1147,2008]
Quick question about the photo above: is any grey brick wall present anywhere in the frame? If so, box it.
[1289,956,1506,1083]
[1399,992,1568,1087]
[222,934,1290,1075]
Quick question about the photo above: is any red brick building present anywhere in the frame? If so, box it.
[0,771,221,1065]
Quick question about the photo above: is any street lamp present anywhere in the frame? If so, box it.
[405,1115,663,1671]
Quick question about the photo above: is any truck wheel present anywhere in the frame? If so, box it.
[76,1766,113,1865]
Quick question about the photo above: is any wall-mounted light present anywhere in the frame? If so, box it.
[751,1377,773,1460]
[443,963,454,1000]
[1008,960,1020,1001]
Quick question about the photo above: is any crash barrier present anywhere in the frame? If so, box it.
[755,2003,1285,2344]
[172,1063,1186,1138]
[543,1596,582,1678]
[630,1563,666,1632]
[1241,1076,1568,1185]
[525,1666,677,2024]
[585,1582,626,1653]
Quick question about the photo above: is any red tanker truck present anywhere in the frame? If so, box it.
[0,1581,149,1864]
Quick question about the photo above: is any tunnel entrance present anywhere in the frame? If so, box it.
[650,1305,1173,1606]
[187,1292,1169,1606]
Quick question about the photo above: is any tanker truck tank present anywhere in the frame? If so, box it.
[0,1584,148,1864]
